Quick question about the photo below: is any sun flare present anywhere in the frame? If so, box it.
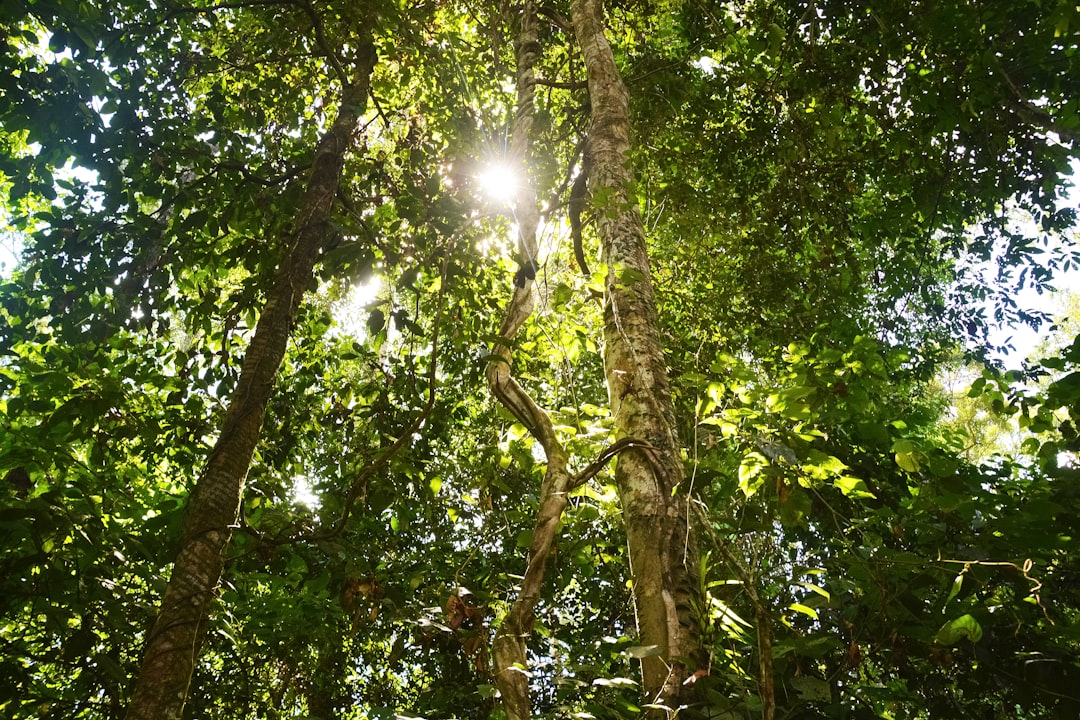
[477,162,520,204]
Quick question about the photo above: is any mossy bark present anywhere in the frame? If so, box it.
[570,0,703,713]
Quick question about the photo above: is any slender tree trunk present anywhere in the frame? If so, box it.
[486,4,577,718]
[125,37,377,720]
[570,0,703,713]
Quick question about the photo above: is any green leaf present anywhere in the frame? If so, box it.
[892,439,921,472]
[366,308,386,335]
[934,614,983,645]
[834,475,874,499]
[789,675,831,701]
[895,452,920,473]
[804,449,847,479]
[738,451,767,497]
[795,581,830,602]
[945,574,964,605]
[780,487,812,526]
[552,282,573,307]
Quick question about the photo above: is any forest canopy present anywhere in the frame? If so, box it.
[1,1,1079,719]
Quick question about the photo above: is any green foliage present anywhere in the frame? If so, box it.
[1,0,1079,718]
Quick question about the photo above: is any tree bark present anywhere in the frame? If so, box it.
[125,36,377,720]
[570,0,703,713]
[486,4,576,719]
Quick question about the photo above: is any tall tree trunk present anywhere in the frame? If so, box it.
[487,4,576,718]
[570,0,703,713]
[125,36,377,720]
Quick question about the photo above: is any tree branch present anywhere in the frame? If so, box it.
[486,4,583,718]
[534,77,587,89]
[568,437,657,490]
[298,0,350,88]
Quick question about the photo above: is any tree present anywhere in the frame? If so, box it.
[486,2,701,716]
[571,0,703,708]
[125,23,378,720]
[2,1,1079,719]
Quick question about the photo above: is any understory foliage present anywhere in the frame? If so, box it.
[1,0,1078,718]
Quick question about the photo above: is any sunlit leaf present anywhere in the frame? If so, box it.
[934,614,983,645]
[834,475,875,499]
[789,603,819,620]
[738,451,768,497]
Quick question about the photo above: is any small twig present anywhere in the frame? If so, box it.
[160,0,290,16]
[541,134,587,217]
[937,555,1052,624]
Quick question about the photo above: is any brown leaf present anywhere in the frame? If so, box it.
[445,593,467,630]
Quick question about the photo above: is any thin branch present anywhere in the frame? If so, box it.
[534,77,587,89]
[537,5,572,33]
[997,64,1080,144]
[541,133,587,217]
[368,91,394,133]
[297,0,350,87]
[160,0,292,16]
[693,502,775,720]
[568,437,657,489]
[215,159,309,187]
[937,555,1052,623]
